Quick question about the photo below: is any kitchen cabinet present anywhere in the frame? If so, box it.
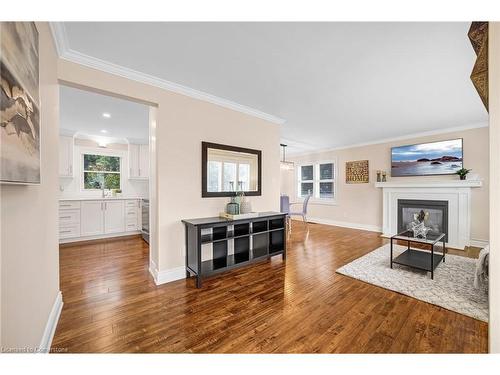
[125,200,141,231]
[139,144,149,179]
[103,200,125,234]
[59,199,141,243]
[129,144,140,179]
[59,201,81,239]
[81,201,105,236]
[129,143,149,179]
[59,135,74,177]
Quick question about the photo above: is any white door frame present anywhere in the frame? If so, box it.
[57,81,159,280]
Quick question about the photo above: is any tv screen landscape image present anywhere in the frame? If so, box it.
[391,138,463,177]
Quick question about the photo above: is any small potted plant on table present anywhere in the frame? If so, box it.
[456,168,471,180]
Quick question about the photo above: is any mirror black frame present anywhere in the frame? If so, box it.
[201,141,262,197]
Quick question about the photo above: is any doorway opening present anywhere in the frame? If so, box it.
[57,83,158,281]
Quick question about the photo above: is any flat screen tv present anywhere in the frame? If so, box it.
[391,138,463,177]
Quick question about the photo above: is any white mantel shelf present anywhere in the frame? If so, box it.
[375,180,483,189]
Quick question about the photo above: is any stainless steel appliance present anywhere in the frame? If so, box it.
[141,199,149,244]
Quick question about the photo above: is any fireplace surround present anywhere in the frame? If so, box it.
[376,180,482,250]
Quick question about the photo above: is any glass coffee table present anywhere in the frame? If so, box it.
[390,230,446,279]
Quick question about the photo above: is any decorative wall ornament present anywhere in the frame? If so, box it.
[1,22,40,184]
[468,22,488,111]
[345,160,369,184]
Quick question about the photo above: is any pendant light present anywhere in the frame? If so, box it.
[280,143,294,170]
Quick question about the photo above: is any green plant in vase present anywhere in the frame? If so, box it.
[456,168,471,181]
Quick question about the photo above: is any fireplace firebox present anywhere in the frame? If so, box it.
[397,199,449,241]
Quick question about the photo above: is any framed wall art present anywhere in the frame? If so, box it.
[1,22,40,184]
[345,160,369,184]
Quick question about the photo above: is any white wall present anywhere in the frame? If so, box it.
[281,125,489,244]
[57,54,281,277]
[59,139,148,199]
[489,21,500,353]
[0,22,60,350]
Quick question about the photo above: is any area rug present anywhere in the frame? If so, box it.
[336,244,488,322]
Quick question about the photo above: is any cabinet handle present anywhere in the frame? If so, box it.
[60,216,71,219]
[138,168,141,177]
[60,204,71,207]
[69,165,72,174]
[104,202,107,210]
[130,168,132,176]
[60,230,71,234]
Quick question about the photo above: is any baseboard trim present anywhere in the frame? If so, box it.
[39,291,63,353]
[150,263,185,286]
[470,239,489,248]
[59,231,142,245]
[306,217,382,233]
[149,259,158,282]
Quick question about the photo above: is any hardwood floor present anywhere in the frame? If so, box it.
[52,223,488,353]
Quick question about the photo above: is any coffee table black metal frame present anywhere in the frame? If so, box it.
[390,230,446,279]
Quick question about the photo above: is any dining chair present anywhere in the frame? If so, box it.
[289,194,311,231]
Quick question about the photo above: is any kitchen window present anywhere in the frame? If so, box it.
[297,161,336,203]
[82,154,121,190]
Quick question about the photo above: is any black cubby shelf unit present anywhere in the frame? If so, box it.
[182,212,287,288]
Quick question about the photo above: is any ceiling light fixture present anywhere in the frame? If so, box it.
[280,144,294,170]
[100,129,108,134]
[102,113,111,118]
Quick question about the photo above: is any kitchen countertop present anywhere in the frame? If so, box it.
[59,197,146,201]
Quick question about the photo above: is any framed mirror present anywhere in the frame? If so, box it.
[202,142,262,197]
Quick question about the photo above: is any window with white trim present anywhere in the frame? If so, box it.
[82,153,122,190]
[297,161,336,201]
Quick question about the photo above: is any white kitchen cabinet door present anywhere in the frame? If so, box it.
[81,201,104,236]
[104,200,125,234]
[129,144,140,178]
[59,135,74,177]
[139,144,149,178]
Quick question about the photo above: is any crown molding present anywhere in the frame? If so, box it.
[49,22,285,126]
[49,22,69,57]
[288,121,489,157]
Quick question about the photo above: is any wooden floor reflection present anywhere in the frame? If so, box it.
[52,223,488,353]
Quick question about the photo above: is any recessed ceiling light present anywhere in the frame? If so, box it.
[100,129,108,134]
[102,113,111,118]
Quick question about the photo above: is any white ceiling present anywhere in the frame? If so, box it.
[60,85,149,143]
[58,22,487,154]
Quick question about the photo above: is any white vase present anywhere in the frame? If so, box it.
[240,200,252,214]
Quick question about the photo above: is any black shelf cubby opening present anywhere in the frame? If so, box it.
[212,226,228,241]
[211,257,228,270]
[269,218,285,230]
[252,233,268,259]
[269,230,284,253]
[234,237,250,263]
[252,220,268,233]
[234,223,250,237]
[213,240,228,260]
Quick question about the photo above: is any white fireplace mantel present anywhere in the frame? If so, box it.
[375,180,482,189]
[376,179,483,249]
